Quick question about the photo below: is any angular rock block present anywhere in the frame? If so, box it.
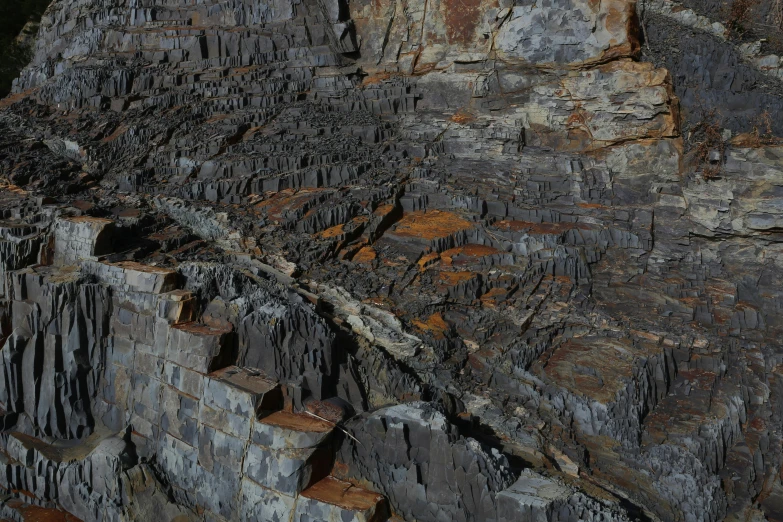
[166,322,233,374]
[243,442,332,495]
[85,260,178,294]
[109,304,162,346]
[200,366,281,439]
[205,366,282,414]
[157,290,197,324]
[115,262,179,294]
[195,460,242,519]
[496,472,572,522]
[53,216,115,266]
[0,429,131,522]
[253,410,334,449]
[3,0,774,517]
[295,476,388,522]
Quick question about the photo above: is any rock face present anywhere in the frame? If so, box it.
[0,0,782,521]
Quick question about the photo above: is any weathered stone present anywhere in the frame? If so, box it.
[295,476,388,522]
[53,217,115,266]
[0,0,782,520]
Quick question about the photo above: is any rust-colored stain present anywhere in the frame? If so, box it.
[101,124,128,143]
[443,0,485,44]
[116,208,140,218]
[148,227,188,242]
[205,113,231,123]
[417,252,440,270]
[320,224,346,239]
[362,72,393,86]
[441,244,500,258]
[229,65,255,75]
[495,220,593,234]
[450,108,477,124]
[576,203,607,209]
[412,312,449,339]
[301,476,384,511]
[566,104,593,135]
[642,371,723,447]
[256,189,330,221]
[392,210,473,240]
[373,203,396,217]
[62,216,113,225]
[0,182,28,196]
[544,337,659,404]
[438,270,476,286]
[167,239,205,257]
[208,366,279,395]
[353,246,377,264]
[171,321,231,335]
[479,286,508,307]
[676,368,717,391]
[749,416,766,431]
[730,132,783,147]
[4,499,82,522]
[111,260,176,275]
[331,460,350,479]
[0,88,38,109]
[603,0,640,59]
[259,410,333,432]
[603,5,627,37]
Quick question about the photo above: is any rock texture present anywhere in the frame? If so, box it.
[0,0,782,521]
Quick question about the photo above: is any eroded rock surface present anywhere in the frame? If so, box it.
[0,0,782,521]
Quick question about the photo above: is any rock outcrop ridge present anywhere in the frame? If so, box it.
[0,0,782,521]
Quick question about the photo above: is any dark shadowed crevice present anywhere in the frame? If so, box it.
[0,0,51,98]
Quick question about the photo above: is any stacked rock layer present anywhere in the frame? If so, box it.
[0,0,783,521]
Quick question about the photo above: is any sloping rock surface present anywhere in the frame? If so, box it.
[0,0,782,521]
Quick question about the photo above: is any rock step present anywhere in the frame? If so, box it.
[244,410,337,496]
[297,476,389,522]
[0,498,82,522]
[4,425,117,466]
[207,366,282,412]
[255,410,334,449]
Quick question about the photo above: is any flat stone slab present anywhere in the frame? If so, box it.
[205,366,282,414]
[0,498,83,521]
[7,424,116,464]
[253,411,334,449]
[297,476,388,522]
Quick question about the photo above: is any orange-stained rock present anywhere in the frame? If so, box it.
[353,246,377,264]
[543,337,660,404]
[391,210,473,241]
[301,476,386,512]
[438,271,476,286]
[412,312,450,339]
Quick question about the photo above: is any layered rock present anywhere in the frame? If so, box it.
[0,0,782,521]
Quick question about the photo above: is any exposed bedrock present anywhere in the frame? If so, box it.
[0,0,783,520]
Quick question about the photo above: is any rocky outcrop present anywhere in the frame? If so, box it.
[0,0,783,521]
